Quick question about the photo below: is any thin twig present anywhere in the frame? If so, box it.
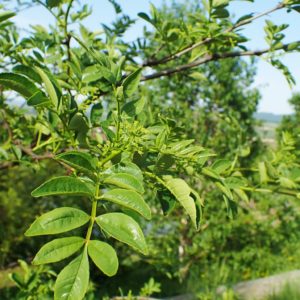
[142,2,286,67]
[141,41,298,81]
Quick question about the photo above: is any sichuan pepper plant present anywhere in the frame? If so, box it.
[1,0,300,299]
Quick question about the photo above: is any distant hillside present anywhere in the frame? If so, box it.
[254,112,284,124]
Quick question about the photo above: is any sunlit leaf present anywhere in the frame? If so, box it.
[104,173,144,193]
[33,237,85,265]
[100,189,151,220]
[54,248,89,300]
[88,240,118,276]
[31,176,95,198]
[96,213,148,254]
[25,207,90,236]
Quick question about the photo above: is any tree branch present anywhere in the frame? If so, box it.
[141,41,298,81]
[142,2,286,68]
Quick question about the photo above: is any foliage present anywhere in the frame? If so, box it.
[1,0,300,299]
[277,93,300,156]
[8,259,55,300]
[267,284,300,300]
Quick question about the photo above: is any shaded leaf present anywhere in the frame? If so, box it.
[90,103,103,125]
[157,189,176,216]
[122,68,142,98]
[56,151,97,178]
[0,11,16,23]
[13,65,42,84]
[0,73,38,98]
[122,97,146,117]
[27,91,50,107]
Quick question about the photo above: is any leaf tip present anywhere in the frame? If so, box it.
[24,228,33,237]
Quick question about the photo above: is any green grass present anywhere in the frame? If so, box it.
[266,284,300,300]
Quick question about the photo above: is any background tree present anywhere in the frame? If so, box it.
[277,93,300,156]
[1,0,300,299]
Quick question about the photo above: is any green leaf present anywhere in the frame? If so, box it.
[82,70,102,83]
[56,151,97,178]
[258,161,269,184]
[109,161,143,181]
[292,5,300,13]
[163,176,200,230]
[202,167,221,180]
[0,11,16,23]
[155,128,168,149]
[25,207,90,236]
[223,196,238,219]
[54,248,89,300]
[108,0,122,14]
[96,213,148,255]
[98,65,116,84]
[90,103,103,125]
[157,189,176,216]
[156,154,175,171]
[213,0,229,7]
[35,67,58,107]
[236,13,254,24]
[216,182,233,200]
[33,237,85,265]
[212,7,229,18]
[168,139,194,152]
[31,176,95,198]
[211,159,232,174]
[9,272,25,289]
[122,97,146,117]
[88,240,118,276]
[27,91,51,107]
[265,161,279,179]
[69,113,89,132]
[100,189,151,220]
[13,65,42,84]
[138,12,153,24]
[224,177,247,189]
[122,68,142,98]
[46,0,62,8]
[233,188,249,202]
[279,177,297,188]
[104,173,144,193]
[0,73,38,98]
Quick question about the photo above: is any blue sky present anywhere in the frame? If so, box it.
[12,0,300,114]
